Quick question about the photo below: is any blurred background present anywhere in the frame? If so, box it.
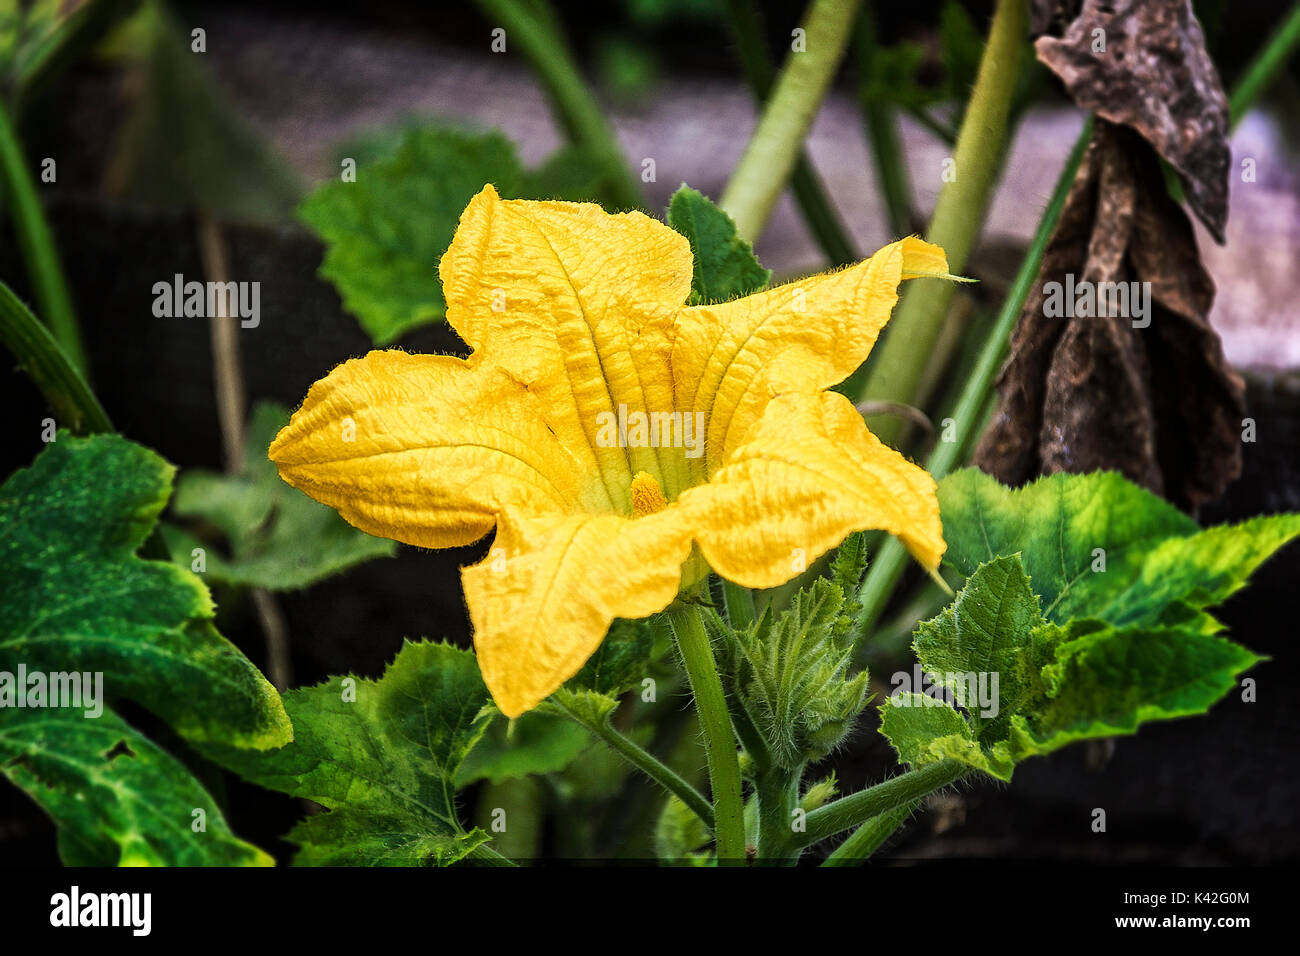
[1,0,1298,864]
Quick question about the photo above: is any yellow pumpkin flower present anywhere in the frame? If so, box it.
[270,185,949,717]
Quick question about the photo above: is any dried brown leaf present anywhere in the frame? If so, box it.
[975,121,1245,511]
[1034,0,1230,241]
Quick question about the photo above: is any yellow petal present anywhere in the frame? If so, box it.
[672,238,949,476]
[269,350,593,548]
[463,506,696,717]
[439,185,696,504]
[678,391,945,588]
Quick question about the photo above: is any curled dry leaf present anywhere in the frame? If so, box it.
[975,121,1245,511]
[1033,0,1230,241]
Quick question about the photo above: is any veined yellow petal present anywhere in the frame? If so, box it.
[463,506,696,717]
[439,185,696,505]
[678,391,945,589]
[672,238,948,478]
[270,351,593,548]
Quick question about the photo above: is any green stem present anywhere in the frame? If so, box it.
[852,0,1025,440]
[756,769,801,863]
[553,695,714,830]
[795,759,965,849]
[821,798,917,865]
[0,101,88,376]
[854,3,913,238]
[665,600,747,862]
[722,579,756,631]
[722,0,858,264]
[1229,2,1300,125]
[472,0,643,210]
[854,117,1092,643]
[720,0,863,243]
[0,280,109,434]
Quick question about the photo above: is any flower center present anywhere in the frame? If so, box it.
[630,471,668,518]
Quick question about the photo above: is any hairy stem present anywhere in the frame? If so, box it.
[756,769,801,863]
[852,0,1025,439]
[553,694,714,829]
[720,0,863,243]
[722,0,858,264]
[854,3,913,238]
[473,0,643,211]
[0,102,88,376]
[854,117,1092,644]
[666,600,747,862]
[821,798,918,865]
[795,759,965,849]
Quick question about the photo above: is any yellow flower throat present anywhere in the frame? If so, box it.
[630,471,668,517]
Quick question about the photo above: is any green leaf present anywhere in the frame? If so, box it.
[161,402,395,589]
[938,468,1300,632]
[0,434,290,748]
[299,125,617,345]
[214,640,496,866]
[0,434,287,864]
[0,707,272,866]
[880,555,1261,780]
[455,710,590,787]
[666,185,770,305]
[298,126,522,344]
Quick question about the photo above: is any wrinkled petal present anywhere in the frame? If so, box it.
[439,185,696,504]
[672,237,950,477]
[270,351,594,548]
[463,507,696,717]
[679,391,945,588]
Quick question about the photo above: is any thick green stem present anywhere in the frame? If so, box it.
[473,0,643,210]
[756,769,801,863]
[795,759,964,849]
[720,0,863,243]
[0,102,88,377]
[665,600,747,862]
[854,118,1092,644]
[553,695,714,829]
[854,3,913,238]
[853,0,1025,440]
[0,281,109,434]
[1229,3,1300,125]
[722,0,858,264]
[821,798,917,865]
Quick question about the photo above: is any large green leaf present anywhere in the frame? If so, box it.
[0,434,288,864]
[881,556,1261,781]
[0,707,272,866]
[666,185,770,305]
[938,468,1300,632]
[162,402,395,590]
[215,640,495,866]
[0,435,290,747]
[299,126,614,344]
